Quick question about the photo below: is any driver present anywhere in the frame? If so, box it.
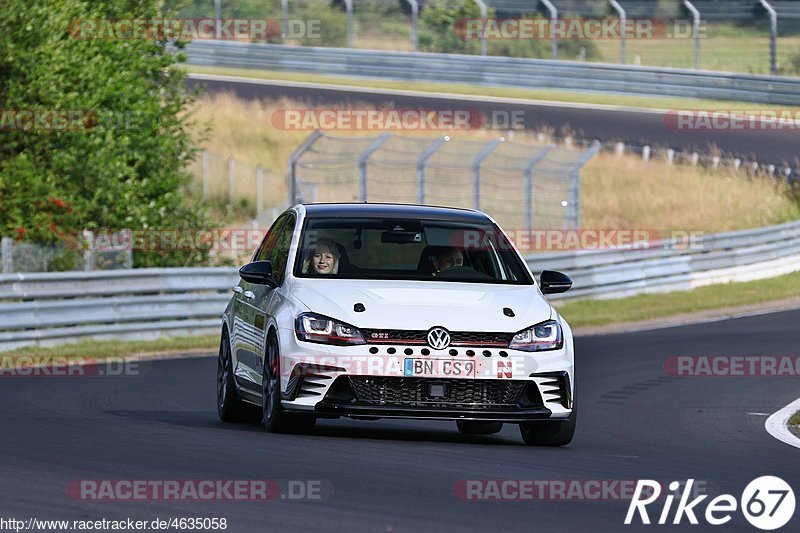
[302,237,340,275]
[432,247,464,273]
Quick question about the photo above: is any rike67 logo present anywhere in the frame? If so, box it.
[625,477,795,530]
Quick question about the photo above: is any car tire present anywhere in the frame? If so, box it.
[217,330,260,423]
[456,420,503,435]
[519,400,576,447]
[262,333,316,433]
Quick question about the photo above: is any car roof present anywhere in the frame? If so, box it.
[300,203,492,223]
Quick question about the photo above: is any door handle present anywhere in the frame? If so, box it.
[232,286,243,294]
[243,291,255,299]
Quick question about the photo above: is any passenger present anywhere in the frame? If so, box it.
[302,238,340,275]
[432,247,464,273]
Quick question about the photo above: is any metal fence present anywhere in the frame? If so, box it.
[0,231,133,274]
[2,220,799,350]
[186,0,798,74]
[186,149,286,219]
[287,131,600,230]
[186,40,800,104]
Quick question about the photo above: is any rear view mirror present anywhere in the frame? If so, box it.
[381,231,423,244]
[540,270,572,294]
[239,260,277,287]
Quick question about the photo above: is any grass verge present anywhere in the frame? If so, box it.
[789,411,800,427]
[557,270,800,328]
[186,65,791,112]
[0,335,218,359]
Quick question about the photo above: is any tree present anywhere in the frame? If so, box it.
[0,0,210,267]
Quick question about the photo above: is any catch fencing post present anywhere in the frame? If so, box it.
[228,157,235,206]
[122,229,133,269]
[281,0,289,39]
[1,237,12,274]
[474,0,488,56]
[567,142,601,228]
[83,230,95,271]
[287,130,325,205]
[202,149,210,201]
[358,134,392,202]
[610,1,627,64]
[256,165,264,217]
[344,0,354,48]
[683,0,701,69]
[472,138,504,210]
[541,0,558,60]
[523,146,553,232]
[416,136,449,204]
[406,0,419,51]
[760,0,777,75]
[214,0,222,39]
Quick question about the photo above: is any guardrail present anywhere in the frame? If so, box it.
[186,41,800,105]
[1,220,799,350]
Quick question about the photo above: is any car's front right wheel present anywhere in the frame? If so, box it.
[262,333,316,433]
[217,330,260,423]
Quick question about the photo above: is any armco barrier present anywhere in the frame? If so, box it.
[186,41,800,105]
[1,221,799,350]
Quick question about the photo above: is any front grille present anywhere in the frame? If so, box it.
[361,329,513,347]
[347,377,527,408]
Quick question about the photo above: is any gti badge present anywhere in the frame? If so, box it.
[427,327,451,350]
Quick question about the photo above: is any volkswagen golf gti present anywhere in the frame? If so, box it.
[217,203,576,446]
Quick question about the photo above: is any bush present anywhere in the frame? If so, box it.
[419,1,597,59]
[0,0,212,268]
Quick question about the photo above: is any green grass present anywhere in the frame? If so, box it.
[789,411,800,427]
[187,65,791,112]
[591,24,800,75]
[558,270,800,328]
[0,335,218,359]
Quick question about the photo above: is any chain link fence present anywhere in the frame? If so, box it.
[1,231,133,274]
[287,131,599,230]
[181,0,800,74]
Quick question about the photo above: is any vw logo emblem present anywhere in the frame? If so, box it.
[427,327,451,350]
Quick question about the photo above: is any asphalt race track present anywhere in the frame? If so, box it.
[186,75,800,167]
[1,309,798,532]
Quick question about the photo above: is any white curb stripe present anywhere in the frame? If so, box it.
[765,397,800,450]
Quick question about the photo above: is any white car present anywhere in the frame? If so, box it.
[217,203,576,446]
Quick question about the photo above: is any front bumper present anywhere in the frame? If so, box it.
[314,402,555,422]
[276,326,575,421]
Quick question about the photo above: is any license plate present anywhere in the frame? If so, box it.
[403,358,476,378]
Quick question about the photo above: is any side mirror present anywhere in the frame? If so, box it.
[239,260,277,287]
[540,270,572,295]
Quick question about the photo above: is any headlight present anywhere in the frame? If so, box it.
[508,320,563,352]
[295,312,365,346]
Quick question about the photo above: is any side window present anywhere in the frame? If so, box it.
[257,213,296,285]
[254,214,288,263]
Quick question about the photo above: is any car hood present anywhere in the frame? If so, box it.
[288,278,552,332]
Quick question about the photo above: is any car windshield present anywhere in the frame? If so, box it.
[294,217,533,285]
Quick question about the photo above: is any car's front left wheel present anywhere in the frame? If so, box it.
[519,401,576,447]
[262,333,316,433]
